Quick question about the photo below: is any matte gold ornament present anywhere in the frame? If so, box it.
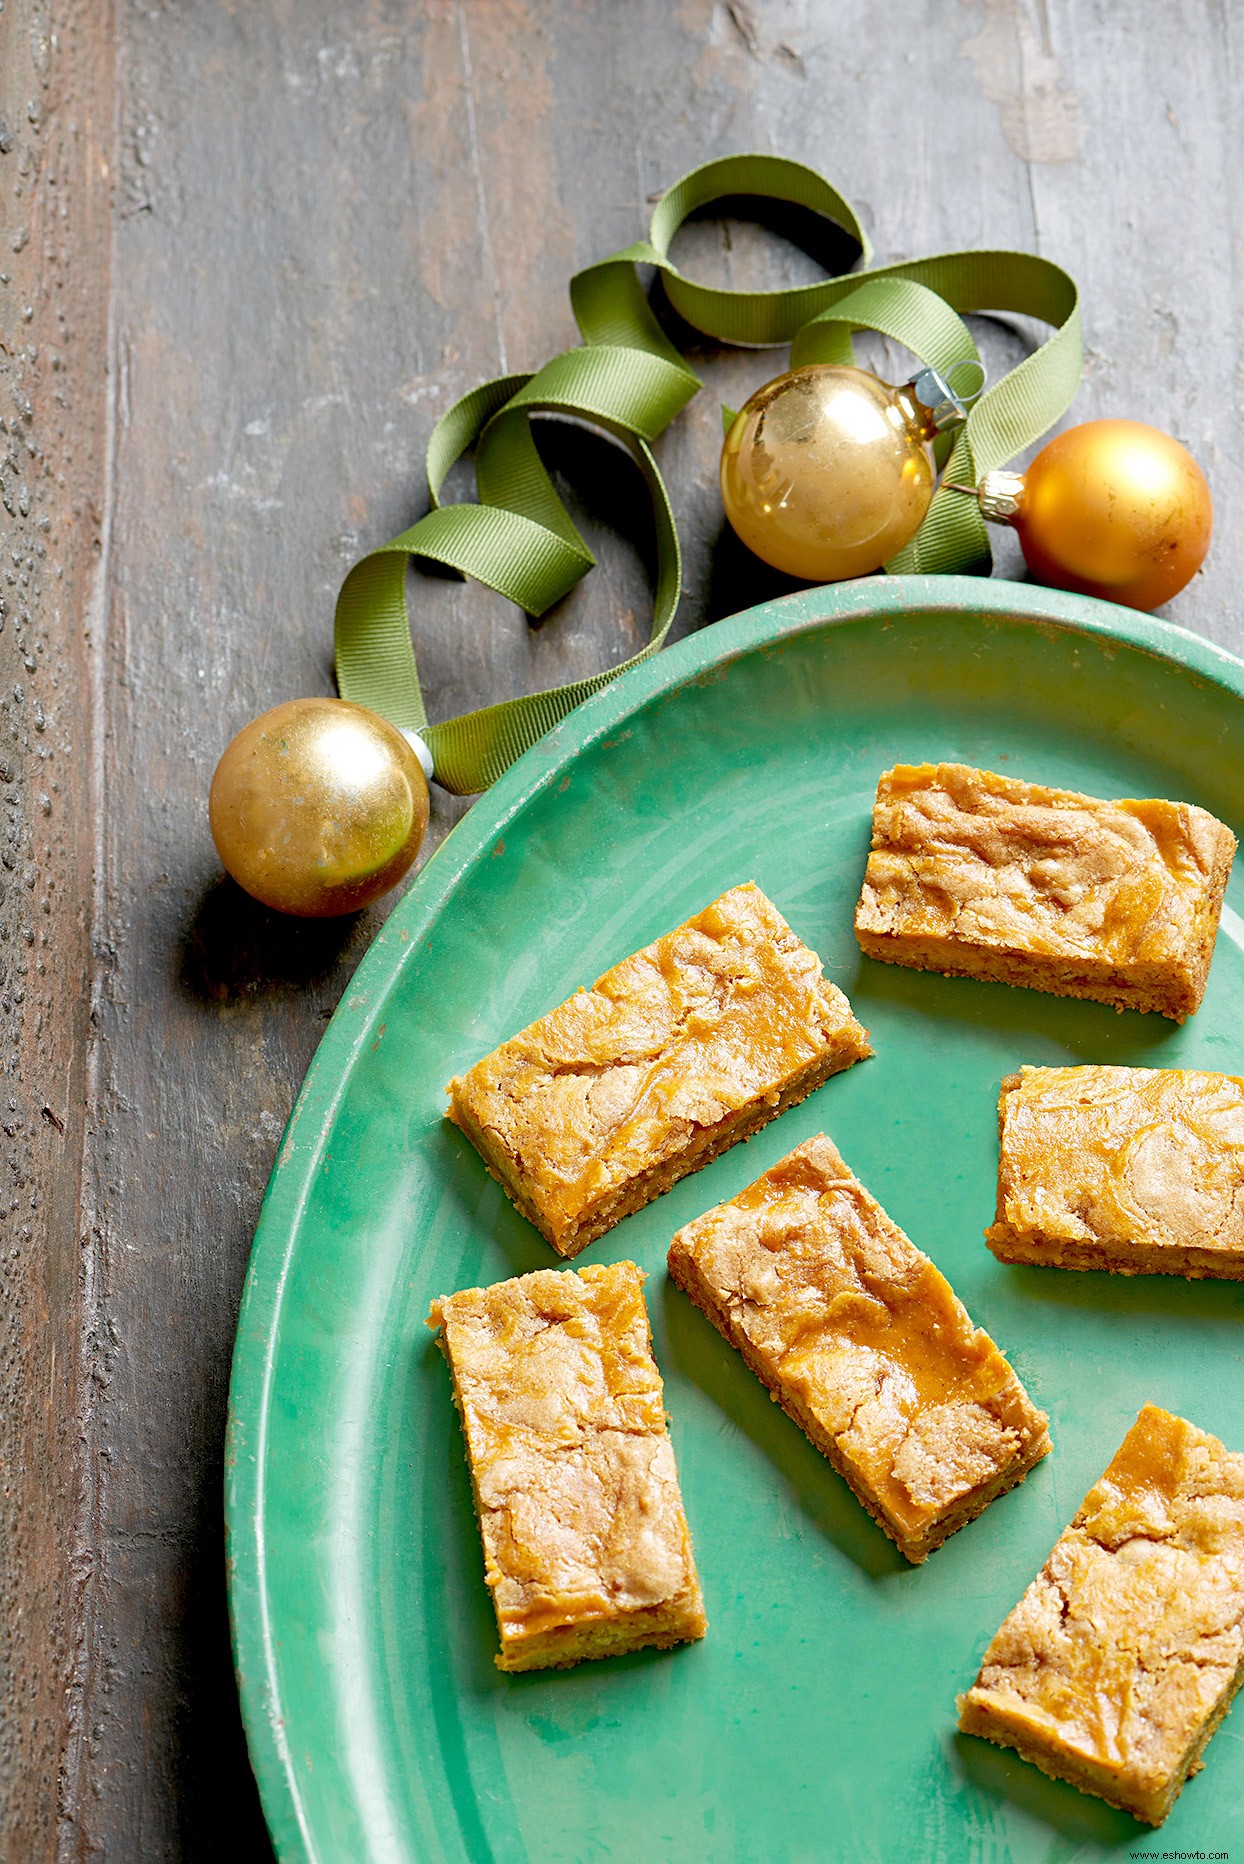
[720,361,982,582]
[209,698,430,917]
[950,419,1213,613]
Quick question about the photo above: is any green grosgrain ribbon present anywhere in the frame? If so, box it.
[334,153,1081,794]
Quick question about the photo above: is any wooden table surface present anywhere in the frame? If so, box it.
[3,0,1242,1856]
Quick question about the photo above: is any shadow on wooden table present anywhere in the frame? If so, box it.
[702,518,813,625]
[179,875,372,1006]
[175,877,383,1860]
[177,1445,277,1862]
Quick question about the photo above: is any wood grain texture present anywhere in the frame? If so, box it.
[0,4,114,1858]
[2,0,1242,1855]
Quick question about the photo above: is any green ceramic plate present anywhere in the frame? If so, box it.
[227,576,1244,1864]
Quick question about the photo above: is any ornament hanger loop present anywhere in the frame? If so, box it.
[910,359,986,431]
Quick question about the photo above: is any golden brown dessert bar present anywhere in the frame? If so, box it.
[987,1064,1244,1280]
[959,1404,1244,1826]
[447,883,871,1258]
[666,1134,1049,1563]
[428,1260,706,1673]
[854,762,1236,1021]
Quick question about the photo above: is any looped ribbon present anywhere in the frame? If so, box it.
[334,153,1081,794]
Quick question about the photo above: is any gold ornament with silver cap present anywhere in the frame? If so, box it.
[208,697,430,917]
[720,359,984,582]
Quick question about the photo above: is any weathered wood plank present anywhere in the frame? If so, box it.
[5,0,1242,1855]
[0,5,113,1858]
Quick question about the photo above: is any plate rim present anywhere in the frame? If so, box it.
[224,573,1244,1863]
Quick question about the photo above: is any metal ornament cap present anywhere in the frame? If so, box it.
[400,729,435,784]
[908,359,986,434]
[975,469,1027,522]
[209,697,430,918]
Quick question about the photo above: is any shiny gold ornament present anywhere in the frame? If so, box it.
[720,361,982,582]
[958,419,1213,612]
[209,698,430,917]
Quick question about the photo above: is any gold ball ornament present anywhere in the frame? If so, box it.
[720,362,981,582]
[209,698,430,917]
[969,420,1213,612]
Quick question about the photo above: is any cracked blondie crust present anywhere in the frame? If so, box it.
[429,1260,707,1672]
[854,762,1236,1020]
[987,1064,1244,1279]
[447,883,872,1257]
[666,1135,1049,1563]
[959,1404,1244,1826]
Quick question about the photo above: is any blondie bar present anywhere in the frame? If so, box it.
[666,1135,1049,1562]
[959,1404,1244,1825]
[448,883,871,1257]
[987,1064,1244,1279]
[429,1260,707,1672]
[854,762,1235,1020]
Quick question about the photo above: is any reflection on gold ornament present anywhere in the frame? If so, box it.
[209,698,430,917]
[720,362,982,582]
[955,419,1213,612]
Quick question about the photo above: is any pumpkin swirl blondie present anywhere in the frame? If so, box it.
[854,762,1235,1020]
[960,1404,1244,1825]
[987,1063,1244,1279]
[448,883,871,1256]
[429,1260,706,1672]
[667,1135,1049,1562]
